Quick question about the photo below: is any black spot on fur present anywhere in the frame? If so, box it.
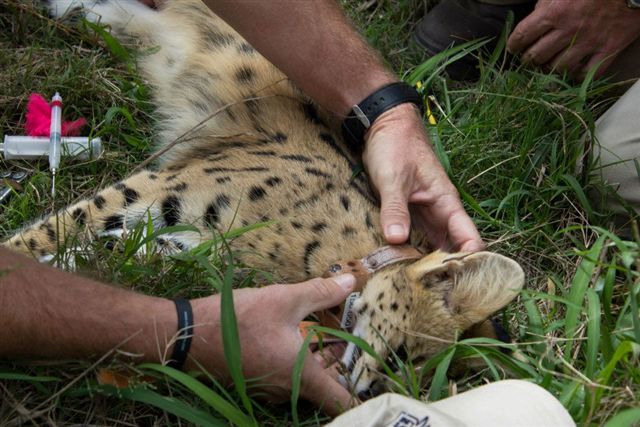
[281,154,312,163]
[390,302,399,311]
[72,208,86,226]
[273,132,288,143]
[167,164,185,172]
[377,292,385,301]
[365,212,374,229]
[165,174,179,182]
[203,30,235,49]
[294,193,320,209]
[302,102,323,125]
[216,194,231,209]
[237,42,255,54]
[305,167,331,178]
[206,154,229,162]
[249,150,277,156]
[204,166,268,174]
[303,240,321,275]
[235,66,255,83]
[311,222,327,233]
[340,195,350,211]
[216,176,231,183]
[291,221,303,229]
[342,226,356,236]
[93,195,106,210]
[245,99,260,115]
[104,215,124,231]
[358,302,369,315]
[248,185,266,201]
[148,174,158,180]
[123,187,139,206]
[28,238,37,250]
[45,225,56,243]
[169,182,188,193]
[325,182,335,191]
[204,203,220,227]
[161,196,181,226]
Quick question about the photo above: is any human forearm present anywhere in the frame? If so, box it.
[0,248,177,363]
[203,0,396,116]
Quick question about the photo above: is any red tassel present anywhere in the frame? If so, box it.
[24,93,87,137]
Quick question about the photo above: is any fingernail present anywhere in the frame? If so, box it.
[333,274,356,291]
[386,224,406,239]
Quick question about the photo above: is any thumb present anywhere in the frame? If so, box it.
[291,275,356,318]
[379,184,411,244]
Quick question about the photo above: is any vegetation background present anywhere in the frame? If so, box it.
[0,0,638,425]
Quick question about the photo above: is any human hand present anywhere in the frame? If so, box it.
[507,0,640,80]
[187,275,357,415]
[362,103,483,252]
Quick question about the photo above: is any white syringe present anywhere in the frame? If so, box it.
[0,136,103,160]
[49,92,62,197]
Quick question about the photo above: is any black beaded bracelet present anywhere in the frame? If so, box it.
[342,82,424,145]
[168,298,193,370]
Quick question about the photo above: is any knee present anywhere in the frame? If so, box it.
[591,82,640,214]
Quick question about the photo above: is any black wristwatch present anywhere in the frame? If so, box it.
[342,82,424,145]
[627,0,640,8]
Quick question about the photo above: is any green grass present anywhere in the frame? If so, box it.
[1,0,639,426]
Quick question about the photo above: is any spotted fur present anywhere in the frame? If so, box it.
[4,0,525,393]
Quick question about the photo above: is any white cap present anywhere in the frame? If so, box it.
[327,380,575,427]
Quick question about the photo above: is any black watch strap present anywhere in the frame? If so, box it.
[342,82,424,144]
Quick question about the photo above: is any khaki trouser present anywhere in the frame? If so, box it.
[328,380,575,427]
[477,0,640,222]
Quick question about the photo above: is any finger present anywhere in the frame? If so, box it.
[507,10,553,54]
[550,45,590,76]
[324,362,344,382]
[301,365,356,416]
[578,51,616,81]
[521,30,566,65]
[289,276,356,318]
[313,342,347,368]
[411,204,447,249]
[447,208,484,252]
[378,181,411,244]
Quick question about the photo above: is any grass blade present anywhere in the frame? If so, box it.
[585,289,601,380]
[220,257,254,416]
[564,235,605,361]
[428,347,455,401]
[139,363,254,427]
[0,372,59,382]
[95,384,227,427]
[290,330,315,426]
[603,408,640,427]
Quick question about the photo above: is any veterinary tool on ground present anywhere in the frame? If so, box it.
[0,170,29,204]
[49,92,62,197]
[1,136,102,161]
